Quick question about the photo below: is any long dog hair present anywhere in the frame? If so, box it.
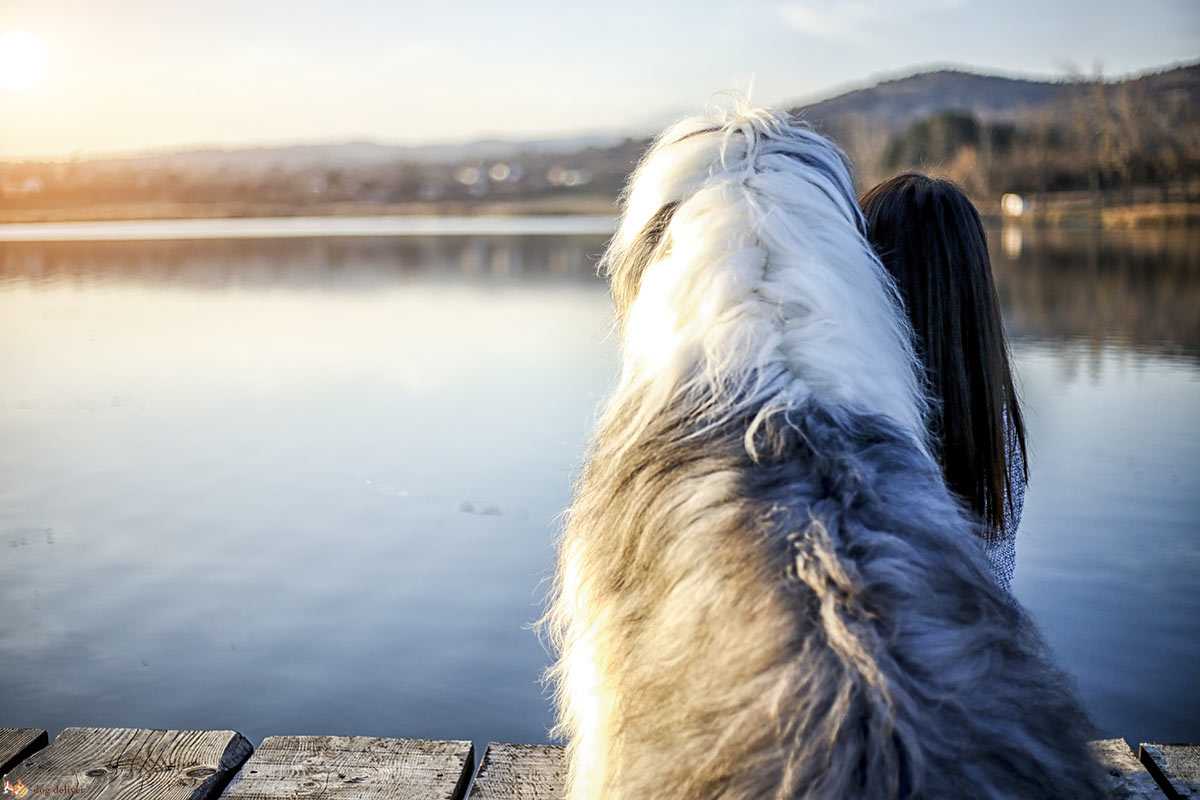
[543,102,1104,799]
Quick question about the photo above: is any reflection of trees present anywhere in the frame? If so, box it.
[5,231,1197,360]
[0,235,612,290]
[992,228,1200,359]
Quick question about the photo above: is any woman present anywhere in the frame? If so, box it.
[860,173,1028,592]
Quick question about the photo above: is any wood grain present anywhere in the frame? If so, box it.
[3,727,252,800]
[1141,743,1200,800]
[1090,739,1168,798]
[0,728,48,776]
[467,743,565,800]
[218,735,474,800]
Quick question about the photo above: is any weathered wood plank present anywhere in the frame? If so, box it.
[219,735,474,800]
[1090,739,1168,798]
[1140,743,1200,799]
[0,728,48,776]
[467,743,565,800]
[3,727,252,800]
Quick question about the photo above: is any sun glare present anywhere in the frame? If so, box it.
[0,30,49,91]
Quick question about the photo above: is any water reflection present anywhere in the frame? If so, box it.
[0,228,1197,749]
[992,226,1200,358]
[0,235,619,749]
[0,234,611,291]
[4,228,1197,361]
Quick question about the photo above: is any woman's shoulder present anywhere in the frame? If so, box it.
[989,415,1026,593]
[1005,414,1027,537]
[985,533,1017,594]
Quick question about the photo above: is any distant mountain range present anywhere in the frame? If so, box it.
[790,70,1060,130]
[21,60,1200,173]
[92,134,629,173]
[789,61,1200,131]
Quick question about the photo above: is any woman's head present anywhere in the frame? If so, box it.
[860,173,1025,540]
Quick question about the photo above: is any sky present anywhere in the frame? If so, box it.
[0,0,1197,160]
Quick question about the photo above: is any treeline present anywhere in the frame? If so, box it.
[2,71,1198,222]
[823,77,1200,210]
[0,140,642,220]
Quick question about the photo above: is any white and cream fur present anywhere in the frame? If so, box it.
[543,102,1103,799]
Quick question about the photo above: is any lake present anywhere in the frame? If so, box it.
[0,220,1197,754]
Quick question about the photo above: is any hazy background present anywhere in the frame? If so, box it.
[2,1,1198,227]
[1,0,1196,158]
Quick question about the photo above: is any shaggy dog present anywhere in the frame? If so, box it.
[543,103,1104,799]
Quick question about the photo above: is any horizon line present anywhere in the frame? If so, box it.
[4,57,1195,165]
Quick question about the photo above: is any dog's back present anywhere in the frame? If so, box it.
[544,104,1104,799]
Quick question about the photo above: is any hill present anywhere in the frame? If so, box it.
[74,134,630,175]
[792,69,1060,130]
[790,62,1200,132]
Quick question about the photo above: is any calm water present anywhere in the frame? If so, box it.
[1,223,1197,752]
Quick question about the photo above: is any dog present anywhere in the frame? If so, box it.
[542,102,1104,799]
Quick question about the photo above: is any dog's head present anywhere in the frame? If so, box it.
[599,100,928,445]
[605,105,862,321]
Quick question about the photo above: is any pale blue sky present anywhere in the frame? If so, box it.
[0,0,1196,158]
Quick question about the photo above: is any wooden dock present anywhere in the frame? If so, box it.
[2,726,1197,798]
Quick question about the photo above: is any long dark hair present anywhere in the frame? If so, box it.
[860,173,1026,542]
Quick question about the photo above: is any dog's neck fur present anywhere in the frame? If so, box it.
[603,105,929,456]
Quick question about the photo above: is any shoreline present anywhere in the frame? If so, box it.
[2,196,1198,229]
[0,196,619,225]
[0,213,618,242]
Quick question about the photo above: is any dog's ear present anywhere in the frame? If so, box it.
[609,201,679,322]
[606,124,726,322]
